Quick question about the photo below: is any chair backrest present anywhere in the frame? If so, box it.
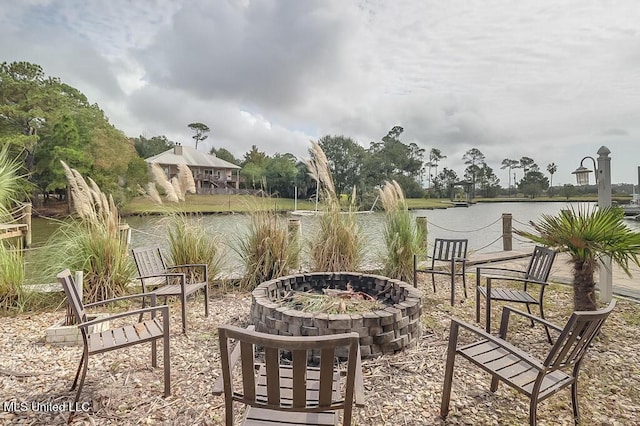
[543,300,616,370]
[132,246,168,277]
[56,269,87,325]
[431,238,468,263]
[218,325,360,421]
[524,246,556,282]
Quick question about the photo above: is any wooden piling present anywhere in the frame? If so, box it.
[502,213,513,251]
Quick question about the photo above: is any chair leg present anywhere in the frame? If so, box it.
[204,283,209,317]
[526,303,535,327]
[152,340,157,368]
[431,272,437,293]
[163,319,171,397]
[475,280,481,324]
[73,352,89,407]
[440,323,459,418]
[71,351,86,390]
[450,273,455,306]
[529,399,538,426]
[462,271,467,299]
[485,278,492,333]
[180,292,187,334]
[538,304,552,344]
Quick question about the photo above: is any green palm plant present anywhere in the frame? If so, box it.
[516,205,640,311]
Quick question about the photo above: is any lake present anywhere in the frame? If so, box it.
[28,201,640,277]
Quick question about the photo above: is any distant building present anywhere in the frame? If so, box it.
[145,145,241,193]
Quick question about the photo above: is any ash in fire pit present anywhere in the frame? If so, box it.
[250,272,422,357]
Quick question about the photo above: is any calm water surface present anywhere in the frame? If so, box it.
[29,202,640,275]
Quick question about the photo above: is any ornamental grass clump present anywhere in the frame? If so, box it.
[0,243,26,312]
[166,212,222,283]
[379,180,426,284]
[43,162,135,303]
[306,141,363,271]
[0,146,28,312]
[235,209,299,291]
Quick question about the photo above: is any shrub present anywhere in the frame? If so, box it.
[379,180,426,284]
[235,209,299,291]
[166,212,223,282]
[306,141,363,271]
[42,162,135,303]
[0,243,26,312]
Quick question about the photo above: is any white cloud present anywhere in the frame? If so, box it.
[1,0,639,184]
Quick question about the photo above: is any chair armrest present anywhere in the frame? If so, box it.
[450,317,545,369]
[213,325,256,395]
[83,292,158,309]
[354,345,365,407]
[499,306,563,336]
[135,272,186,280]
[476,266,527,277]
[78,304,169,329]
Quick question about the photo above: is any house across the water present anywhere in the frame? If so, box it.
[145,144,242,194]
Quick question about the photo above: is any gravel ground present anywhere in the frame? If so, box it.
[1,276,639,425]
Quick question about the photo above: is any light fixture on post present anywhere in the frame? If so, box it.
[571,146,612,303]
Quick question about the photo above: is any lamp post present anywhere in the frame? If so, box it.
[571,146,612,302]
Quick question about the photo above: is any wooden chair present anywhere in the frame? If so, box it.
[56,269,170,408]
[441,300,616,425]
[413,238,468,305]
[213,325,365,425]
[476,246,556,340]
[132,246,209,333]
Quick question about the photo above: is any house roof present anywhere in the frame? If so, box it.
[146,145,241,169]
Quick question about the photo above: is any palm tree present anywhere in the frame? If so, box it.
[516,205,640,311]
[546,163,557,196]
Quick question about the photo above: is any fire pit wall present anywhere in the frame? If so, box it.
[250,272,422,357]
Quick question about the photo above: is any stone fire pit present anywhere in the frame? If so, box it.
[250,272,422,357]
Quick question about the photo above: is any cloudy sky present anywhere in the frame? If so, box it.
[2,0,639,185]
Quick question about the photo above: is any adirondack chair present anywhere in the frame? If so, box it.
[132,246,209,333]
[213,325,365,425]
[441,301,616,425]
[476,246,556,340]
[56,269,170,408]
[413,238,468,305]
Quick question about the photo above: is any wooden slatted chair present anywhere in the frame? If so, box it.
[132,246,209,333]
[441,300,616,426]
[56,269,170,408]
[476,246,556,340]
[413,238,468,305]
[213,325,365,425]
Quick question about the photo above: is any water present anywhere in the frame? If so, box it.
[28,202,640,276]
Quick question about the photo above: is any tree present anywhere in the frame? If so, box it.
[242,145,268,167]
[432,168,458,199]
[519,156,537,174]
[518,170,549,198]
[264,153,298,198]
[500,159,519,197]
[517,206,640,311]
[427,148,446,189]
[462,148,485,198]
[187,122,210,149]
[318,135,365,196]
[560,184,576,199]
[134,135,174,158]
[210,147,239,165]
[546,162,557,196]
[477,164,500,197]
[33,114,91,197]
